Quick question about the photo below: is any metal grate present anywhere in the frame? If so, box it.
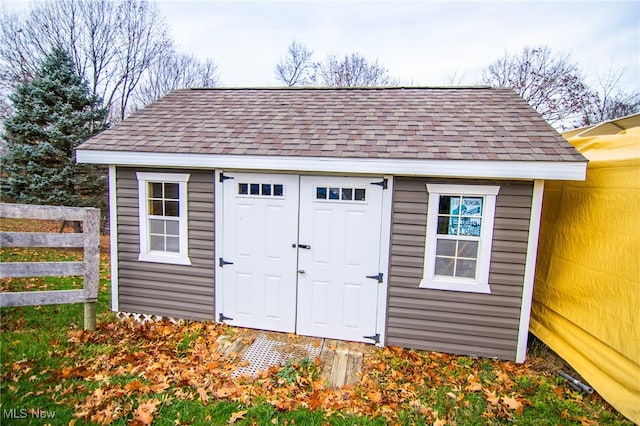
[233,333,322,378]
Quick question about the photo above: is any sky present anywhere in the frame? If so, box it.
[151,0,640,91]
[4,0,640,91]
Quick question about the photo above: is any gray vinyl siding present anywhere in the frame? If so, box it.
[386,177,533,361]
[115,167,215,320]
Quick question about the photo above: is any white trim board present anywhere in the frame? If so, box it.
[515,179,545,363]
[77,150,587,181]
[375,175,394,346]
[108,165,119,312]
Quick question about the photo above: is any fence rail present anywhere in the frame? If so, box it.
[0,203,100,331]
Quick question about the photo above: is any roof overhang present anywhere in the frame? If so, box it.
[76,150,587,181]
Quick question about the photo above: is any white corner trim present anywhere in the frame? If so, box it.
[76,150,587,181]
[515,179,545,363]
[108,165,119,312]
[375,175,394,346]
[214,170,225,323]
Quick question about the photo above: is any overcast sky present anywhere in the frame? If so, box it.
[153,0,639,91]
[4,0,639,91]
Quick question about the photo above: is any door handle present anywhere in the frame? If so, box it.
[297,269,306,274]
[291,244,311,249]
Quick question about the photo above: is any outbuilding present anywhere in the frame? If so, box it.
[76,87,587,362]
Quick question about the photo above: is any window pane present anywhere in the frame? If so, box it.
[460,217,482,237]
[316,187,327,199]
[238,183,248,195]
[164,183,179,199]
[250,183,260,195]
[436,239,456,257]
[435,257,454,276]
[457,240,478,258]
[150,182,163,198]
[166,236,180,252]
[150,219,164,234]
[165,220,179,236]
[150,235,165,251]
[439,196,456,214]
[437,216,455,235]
[354,189,366,201]
[329,188,340,200]
[274,184,283,196]
[456,259,477,278]
[150,200,164,215]
[341,188,353,200]
[462,197,483,216]
[261,184,272,196]
[165,200,179,217]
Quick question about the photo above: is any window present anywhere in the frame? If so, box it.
[420,184,499,293]
[315,186,366,202]
[237,182,284,197]
[137,172,191,265]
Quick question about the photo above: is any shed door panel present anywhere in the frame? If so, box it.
[296,176,384,342]
[220,173,299,332]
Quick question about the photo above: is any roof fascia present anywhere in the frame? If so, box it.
[76,150,587,181]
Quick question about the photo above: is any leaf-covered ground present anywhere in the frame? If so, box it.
[2,314,631,425]
[0,218,632,425]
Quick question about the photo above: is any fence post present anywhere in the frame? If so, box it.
[83,208,100,331]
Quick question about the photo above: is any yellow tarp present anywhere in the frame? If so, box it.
[530,124,640,423]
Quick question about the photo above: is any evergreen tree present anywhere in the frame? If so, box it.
[1,48,107,218]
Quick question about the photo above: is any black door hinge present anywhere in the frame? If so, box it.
[219,313,234,322]
[363,333,380,344]
[371,179,388,189]
[219,257,234,267]
[219,173,234,182]
[366,273,383,283]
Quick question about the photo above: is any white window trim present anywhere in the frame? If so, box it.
[420,184,500,294]
[137,172,191,265]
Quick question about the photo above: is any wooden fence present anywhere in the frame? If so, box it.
[0,203,100,331]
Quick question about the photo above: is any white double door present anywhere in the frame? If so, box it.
[219,173,384,343]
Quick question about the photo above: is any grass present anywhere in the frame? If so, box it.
[0,218,633,425]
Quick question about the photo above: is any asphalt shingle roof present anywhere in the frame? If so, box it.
[78,87,586,162]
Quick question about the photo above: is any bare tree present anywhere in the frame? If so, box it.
[132,50,219,110]
[482,46,594,128]
[318,53,397,87]
[274,41,397,87]
[275,41,315,86]
[579,66,640,125]
[0,0,216,121]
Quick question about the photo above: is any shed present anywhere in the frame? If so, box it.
[530,114,639,422]
[76,87,587,362]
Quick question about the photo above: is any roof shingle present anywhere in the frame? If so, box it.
[78,87,586,162]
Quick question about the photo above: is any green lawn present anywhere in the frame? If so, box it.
[0,220,632,425]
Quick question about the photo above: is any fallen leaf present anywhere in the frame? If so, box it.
[367,391,383,403]
[483,389,500,406]
[228,409,247,424]
[149,382,170,393]
[501,396,523,411]
[125,379,143,393]
[465,382,483,392]
[215,386,237,398]
[496,371,511,384]
[196,387,209,404]
[133,399,161,425]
